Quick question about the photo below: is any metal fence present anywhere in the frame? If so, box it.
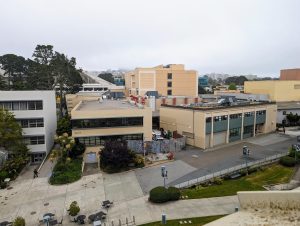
[127,137,186,154]
[175,152,289,189]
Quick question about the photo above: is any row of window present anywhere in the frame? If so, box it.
[72,117,143,129]
[17,118,44,128]
[214,115,228,122]
[23,136,45,145]
[0,101,43,111]
[80,87,109,92]
[256,110,266,115]
[230,113,242,119]
[77,134,143,146]
[206,111,266,123]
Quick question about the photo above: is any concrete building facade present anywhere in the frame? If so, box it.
[244,80,300,102]
[125,64,198,97]
[0,91,57,163]
[160,103,277,149]
[71,99,152,146]
[280,68,300,80]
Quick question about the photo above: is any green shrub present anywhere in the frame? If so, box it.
[280,156,296,167]
[71,142,86,158]
[13,217,25,226]
[68,201,80,216]
[239,169,247,176]
[213,177,223,185]
[248,167,258,174]
[167,187,181,201]
[149,186,181,203]
[149,186,169,203]
[49,158,82,185]
[0,171,8,181]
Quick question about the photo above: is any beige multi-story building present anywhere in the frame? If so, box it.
[71,99,152,146]
[125,64,198,97]
[160,102,277,149]
[244,80,300,102]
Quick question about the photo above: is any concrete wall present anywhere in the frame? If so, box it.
[238,191,300,210]
[244,80,300,102]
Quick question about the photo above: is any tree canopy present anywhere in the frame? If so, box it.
[0,109,28,156]
[0,44,83,93]
[98,73,115,84]
[100,141,135,172]
[225,76,248,85]
[228,83,237,90]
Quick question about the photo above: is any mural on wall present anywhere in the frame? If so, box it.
[127,137,186,153]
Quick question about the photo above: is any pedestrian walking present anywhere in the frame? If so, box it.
[33,169,39,178]
[283,126,286,134]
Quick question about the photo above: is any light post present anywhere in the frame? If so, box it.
[243,145,250,175]
[161,165,168,188]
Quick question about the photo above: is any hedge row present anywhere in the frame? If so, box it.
[149,186,180,203]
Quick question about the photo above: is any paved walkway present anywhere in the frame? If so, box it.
[0,172,238,226]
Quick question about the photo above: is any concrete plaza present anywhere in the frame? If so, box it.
[0,172,238,226]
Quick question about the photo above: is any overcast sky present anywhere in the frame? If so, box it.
[1,0,300,77]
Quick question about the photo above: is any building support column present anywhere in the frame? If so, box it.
[210,115,214,148]
[241,113,244,140]
[226,114,230,144]
[253,111,257,137]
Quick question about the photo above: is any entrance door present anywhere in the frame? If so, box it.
[31,153,45,164]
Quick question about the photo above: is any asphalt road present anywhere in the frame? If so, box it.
[135,133,296,193]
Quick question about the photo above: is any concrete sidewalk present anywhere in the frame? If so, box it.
[0,173,238,226]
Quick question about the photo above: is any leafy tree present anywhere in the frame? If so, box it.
[0,54,27,90]
[0,109,28,156]
[100,141,135,172]
[286,112,300,125]
[225,76,248,85]
[228,83,237,90]
[32,45,54,90]
[0,75,7,90]
[51,52,83,117]
[98,73,115,84]
[56,116,72,135]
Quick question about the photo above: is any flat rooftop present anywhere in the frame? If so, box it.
[162,101,275,111]
[75,99,142,111]
[277,101,300,110]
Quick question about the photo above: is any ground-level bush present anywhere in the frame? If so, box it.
[280,156,296,167]
[13,216,25,226]
[49,158,82,185]
[149,186,181,203]
[167,186,181,201]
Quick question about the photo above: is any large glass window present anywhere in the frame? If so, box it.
[72,117,144,129]
[17,118,44,128]
[214,115,228,122]
[77,134,143,146]
[230,113,242,119]
[229,128,240,137]
[256,110,266,115]
[0,101,43,111]
[244,112,254,117]
[23,136,45,145]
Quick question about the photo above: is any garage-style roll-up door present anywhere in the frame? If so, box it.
[213,131,227,146]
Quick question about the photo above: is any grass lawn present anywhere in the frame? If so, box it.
[181,164,294,199]
[139,215,226,226]
[49,158,82,185]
